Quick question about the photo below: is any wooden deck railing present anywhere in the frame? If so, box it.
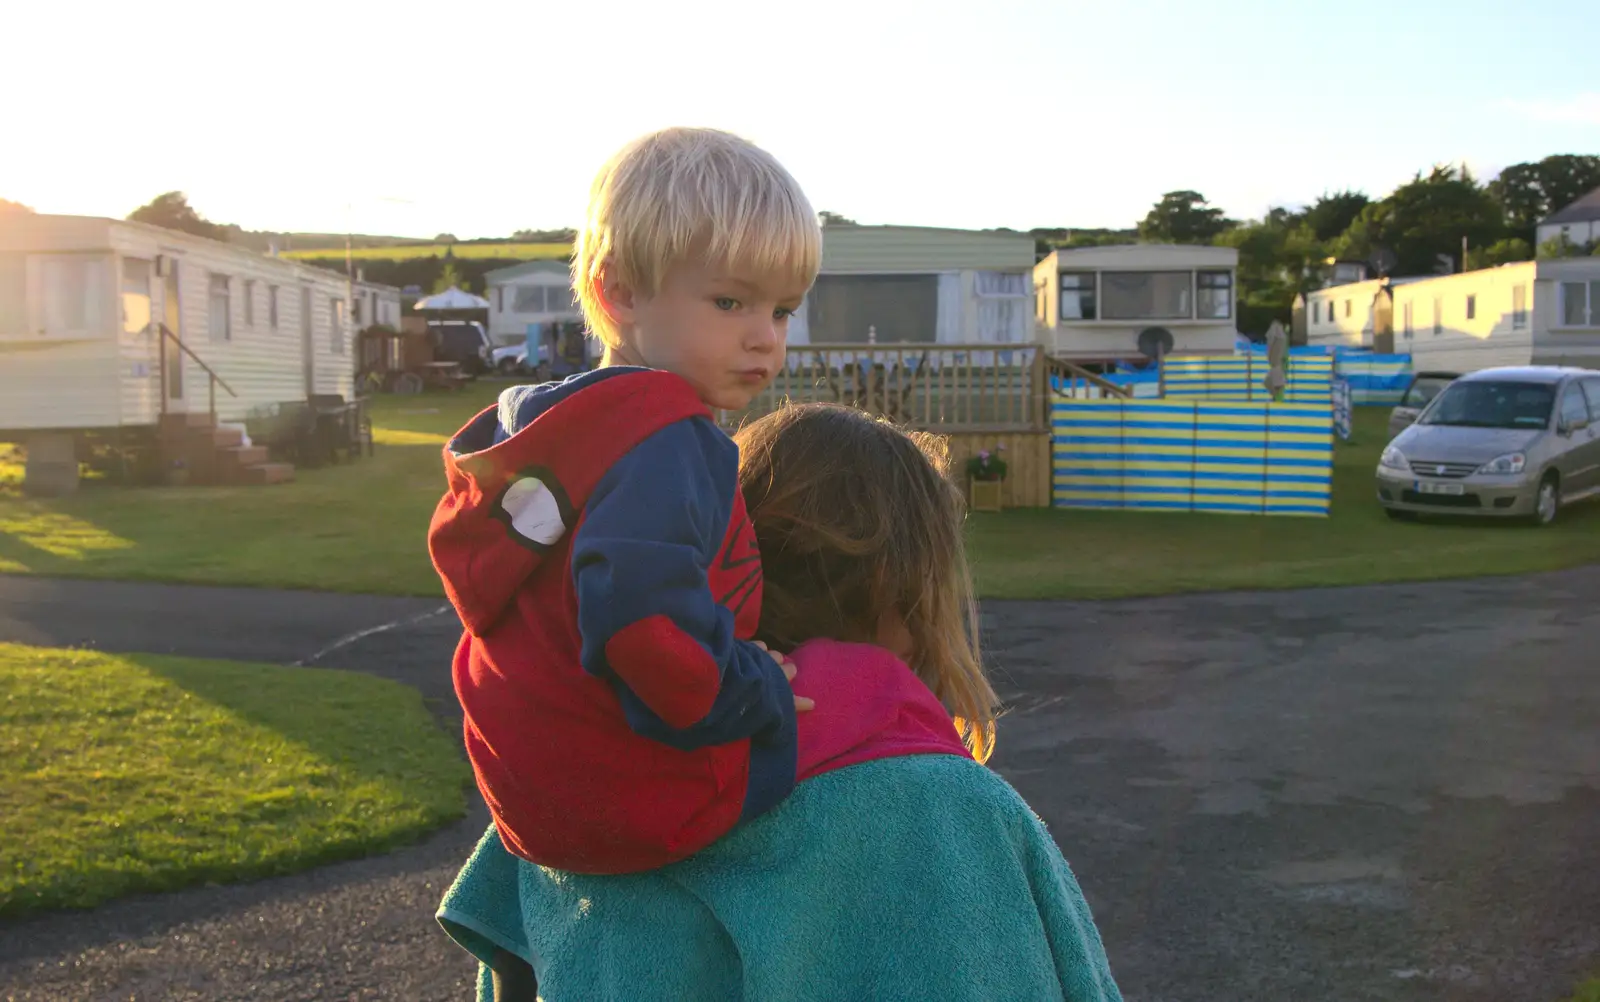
[718,342,1049,432]
[1044,356,1134,400]
[158,323,238,420]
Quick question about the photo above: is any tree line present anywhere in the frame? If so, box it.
[8,155,1598,319]
[1109,154,1600,330]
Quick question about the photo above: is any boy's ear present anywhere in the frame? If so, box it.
[596,261,637,325]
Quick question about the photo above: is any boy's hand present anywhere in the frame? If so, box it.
[754,642,814,712]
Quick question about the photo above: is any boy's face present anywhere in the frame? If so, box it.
[604,259,808,411]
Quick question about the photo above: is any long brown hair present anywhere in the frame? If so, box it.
[736,403,998,761]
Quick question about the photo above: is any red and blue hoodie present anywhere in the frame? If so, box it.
[429,366,971,876]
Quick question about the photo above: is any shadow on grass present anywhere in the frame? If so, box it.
[0,437,450,595]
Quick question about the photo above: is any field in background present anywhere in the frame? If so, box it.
[283,242,571,263]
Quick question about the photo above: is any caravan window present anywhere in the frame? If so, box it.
[513,285,546,313]
[1559,281,1600,327]
[1102,271,1191,320]
[1197,271,1232,319]
[331,297,346,355]
[122,259,152,335]
[208,273,231,341]
[805,274,939,343]
[1058,272,1096,320]
[512,284,575,314]
[40,256,110,338]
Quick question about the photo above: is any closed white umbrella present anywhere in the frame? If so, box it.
[413,286,490,310]
[1264,320,1289,401]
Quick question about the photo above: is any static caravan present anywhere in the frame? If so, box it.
[1385,259,1600,373]
[1033,244,1239,361]
[352,276,403,332]
[0,214,372,491]
[1535,256,1600,369]
[484,259,581,347]
[790,225,1036,347]
[1303,278,1389,349]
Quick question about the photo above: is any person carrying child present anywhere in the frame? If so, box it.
[439,402,1123,1001]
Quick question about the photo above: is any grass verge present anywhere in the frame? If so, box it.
[966,407,1600,599]
[0,643,468,918]
[1567,978,1600,1002]
[1,391,1596,600]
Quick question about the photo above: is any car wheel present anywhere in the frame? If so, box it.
[1529,474,1560,527]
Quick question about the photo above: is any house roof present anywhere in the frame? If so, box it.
[483,259,571,283]
[822,223,1029,242]
[1540,184,1600,226]
[1039,243,1238,271]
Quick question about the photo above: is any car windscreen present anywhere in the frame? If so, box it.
[1401,376,1453,408]
[1418,381,1555,429]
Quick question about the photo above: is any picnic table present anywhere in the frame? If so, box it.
[244,395,373,468]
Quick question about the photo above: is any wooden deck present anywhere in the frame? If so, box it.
[718,343,1055,507]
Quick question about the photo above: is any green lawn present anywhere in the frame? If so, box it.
[283,242,571,263]
[0,391,495,594]
[0,643,468,918]
[1,392,1597,600]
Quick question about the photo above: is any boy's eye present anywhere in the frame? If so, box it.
[714,297,739,311]
[774,306,797,320]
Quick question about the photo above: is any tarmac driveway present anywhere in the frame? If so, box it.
[1,569,1597,1001]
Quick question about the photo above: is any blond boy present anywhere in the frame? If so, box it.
[429,128,818,873]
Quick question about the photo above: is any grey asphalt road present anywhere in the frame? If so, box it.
[1,569,1597,1002]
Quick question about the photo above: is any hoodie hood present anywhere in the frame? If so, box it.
[428,367,709,636]
[789,638,973,778]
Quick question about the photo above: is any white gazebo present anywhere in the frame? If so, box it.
[413,285,490,311]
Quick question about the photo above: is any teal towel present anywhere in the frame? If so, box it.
[438,755,1123,1001]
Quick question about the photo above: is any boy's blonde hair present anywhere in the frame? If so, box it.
[573,127,822,348]
[735,404,1000,762]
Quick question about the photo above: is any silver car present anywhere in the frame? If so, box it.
[1375,366,1600,525]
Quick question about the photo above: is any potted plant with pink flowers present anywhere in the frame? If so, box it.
[965,443,1007,512]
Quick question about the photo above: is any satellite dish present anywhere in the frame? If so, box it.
[1137,327,1175,360]
[1369,247,1398,277]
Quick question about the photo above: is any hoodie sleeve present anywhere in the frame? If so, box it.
[570,417,797,760]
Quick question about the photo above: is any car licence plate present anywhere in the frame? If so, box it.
[1413,481,1465,496]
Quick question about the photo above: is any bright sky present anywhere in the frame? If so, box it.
[4,0,1597,239]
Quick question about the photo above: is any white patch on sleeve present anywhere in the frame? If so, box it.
[500,476,567,547]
